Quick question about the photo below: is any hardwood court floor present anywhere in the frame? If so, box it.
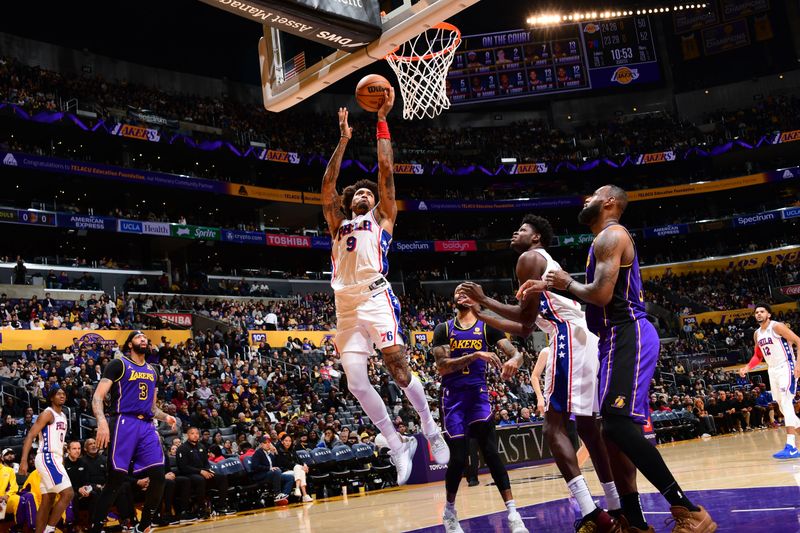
[164,428,800,532]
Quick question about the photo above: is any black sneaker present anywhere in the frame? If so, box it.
[216,508,236,515]
[166,514,180,525]
[467,478,480,487]
[179,512,198,524]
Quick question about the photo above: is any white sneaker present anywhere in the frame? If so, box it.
[508,511,528,533]
[443,509,465,533]
[293,487,301,497]
[389,435,418,485]
[425,429,450,465]
[302,494,313,503]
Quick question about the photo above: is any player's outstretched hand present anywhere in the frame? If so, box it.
[456,282,486,305]
[474,351,502,370]
[338,108,353,139]
[377,86,395,121]
[515,279,547,301]
[535,400,545,418]
[544,269,573,290]
[17,463,27,477]
[95,420,110,449]
[165,414,177,430]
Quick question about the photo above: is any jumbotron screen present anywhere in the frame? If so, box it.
[446,16,661,104]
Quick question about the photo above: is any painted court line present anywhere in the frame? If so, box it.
[731,507,797,512]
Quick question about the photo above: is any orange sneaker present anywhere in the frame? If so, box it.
[611,513,655,533]
[668,505,717,533]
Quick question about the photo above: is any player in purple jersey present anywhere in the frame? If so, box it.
[432,289,528,533]
[89,331,177,533]
[520,185,716,533]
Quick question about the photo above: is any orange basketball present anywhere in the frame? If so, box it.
[355,74,391,113]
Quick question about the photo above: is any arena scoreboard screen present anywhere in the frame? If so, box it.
[446,16,660,104]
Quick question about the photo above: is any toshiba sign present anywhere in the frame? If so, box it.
[266,234,311,248]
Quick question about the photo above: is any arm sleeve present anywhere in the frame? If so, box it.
[747,345,764,370]
[101,358,125,382]
[432,323,449,348]
[485,325,508,347]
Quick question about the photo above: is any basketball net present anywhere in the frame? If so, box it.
[385,22,461,120]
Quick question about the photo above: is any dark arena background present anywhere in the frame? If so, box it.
[1,0,800,531]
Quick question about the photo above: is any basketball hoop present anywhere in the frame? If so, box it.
[385,22,462,120]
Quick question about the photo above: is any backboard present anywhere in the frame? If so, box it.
[258,0,480,112]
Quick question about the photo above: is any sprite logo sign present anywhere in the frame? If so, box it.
[171,224,221,241]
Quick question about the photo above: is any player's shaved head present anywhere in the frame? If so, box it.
[603,184,628,213]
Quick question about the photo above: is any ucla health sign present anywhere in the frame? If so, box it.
[781,207,800,220]
[117,219,143,234]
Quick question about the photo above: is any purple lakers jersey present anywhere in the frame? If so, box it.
[585,224,648,333]
[107,356,157,417]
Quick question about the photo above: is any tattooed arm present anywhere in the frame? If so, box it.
[322,108,352,237]
[375,87,398,233]
[544,225,626,307]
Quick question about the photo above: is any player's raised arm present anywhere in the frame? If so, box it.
[375,87,398,232]
[543,226,626,307]
[322,108,352,237]
[18,408,54,476]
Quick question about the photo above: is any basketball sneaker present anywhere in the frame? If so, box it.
[443,508,465,533]
[667,505,717,533]
[772,444,800,459]
[508,511,529,533]
[574,510,623,533]
[424,428,450,464]
[389,435,418,485]
[609,512,655,533]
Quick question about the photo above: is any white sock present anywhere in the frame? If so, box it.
[44,527,56,533]
[505,499,517,516]
[787,434,796,447]
[567,475,596,517]
[402,374,438,435]
[601,481,621,511]
[445,500,456,515]
[342,354,402,450]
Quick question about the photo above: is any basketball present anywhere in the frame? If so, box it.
[355,74,392,113]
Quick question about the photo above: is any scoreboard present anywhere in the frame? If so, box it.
[446,16,660,104]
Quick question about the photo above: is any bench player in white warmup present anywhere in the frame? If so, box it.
[739,303,800,459]
[321,90,449,484]
[19,387,74,533]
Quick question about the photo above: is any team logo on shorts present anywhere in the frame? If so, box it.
[613,395,627,408]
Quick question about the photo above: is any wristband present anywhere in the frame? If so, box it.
[566,279,575,292]
[376,120,390,140]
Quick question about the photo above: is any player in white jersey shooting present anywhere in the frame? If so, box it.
[19,386,73,533]
[321,89,448,485]
[739,303,800,459]
[458,215,623,533]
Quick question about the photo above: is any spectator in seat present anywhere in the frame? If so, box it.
[274,433,312,502]
[731,391,752,431]
[176,427,232,516]
[0,415,19,438]
[517,407,535,424]
[748,389,766,429]
[497,409,516,426]
[316,427,339,449]
[0,447,20,521]
[249,436,290,505]
[692,398,716,436]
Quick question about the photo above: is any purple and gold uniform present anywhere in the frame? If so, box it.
[103,356,164,473]
[433,319,506,438]
[586,224,660,425]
